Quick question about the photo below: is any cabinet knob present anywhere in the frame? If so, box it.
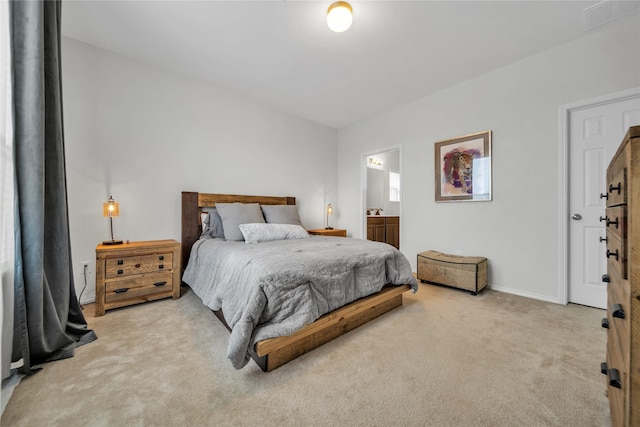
[600,193,608,200]
[608,368,622,389]
[601,318,609,329]
[606,250,619,261]
[117,259,123,265]
[601,362,608,375]
[602,274,610,283]
[158,264,164,269]
[117,269,123,275]
[612,303,625,319]
[159,255,164,261]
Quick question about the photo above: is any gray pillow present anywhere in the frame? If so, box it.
[200,208,225,239]
[215,203,265,241]
[261,205,302,226]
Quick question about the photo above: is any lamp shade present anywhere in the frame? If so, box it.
[327,1,352,32]
[103,196,120,217]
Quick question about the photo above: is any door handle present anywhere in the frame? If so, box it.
[572,214,582,220]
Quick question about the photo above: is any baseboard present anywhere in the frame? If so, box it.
[488,285,564,305]
[79,295,96,306]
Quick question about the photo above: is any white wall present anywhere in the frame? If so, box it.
[337,15,640,303]
[62,37,338,304]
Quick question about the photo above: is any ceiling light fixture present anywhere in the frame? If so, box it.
[327,1,353,33]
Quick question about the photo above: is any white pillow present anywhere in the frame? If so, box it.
[239,223,309,244]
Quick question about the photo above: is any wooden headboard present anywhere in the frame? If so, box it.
[181,192,296,275]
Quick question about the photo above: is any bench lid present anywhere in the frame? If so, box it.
[418,250,487,265]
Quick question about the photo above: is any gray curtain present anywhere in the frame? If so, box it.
[11,0,96,375]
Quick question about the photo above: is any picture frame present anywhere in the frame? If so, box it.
[434,130,492,202]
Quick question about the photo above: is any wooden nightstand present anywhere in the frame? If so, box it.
[307,228,347,237]
[95,239,181,316]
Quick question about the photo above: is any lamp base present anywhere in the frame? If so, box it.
[102,239,123,245]
[325,227,334,230]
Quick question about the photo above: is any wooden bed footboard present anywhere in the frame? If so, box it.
[253,284,410,371]
[181,191,412,371]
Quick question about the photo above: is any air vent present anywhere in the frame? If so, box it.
[583,0,640,31]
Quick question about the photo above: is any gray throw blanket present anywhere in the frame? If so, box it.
[182,236,418,369]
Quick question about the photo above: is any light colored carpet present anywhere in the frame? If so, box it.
[2,282,611,426]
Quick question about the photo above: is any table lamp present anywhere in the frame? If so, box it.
[103,195,123,245]
[326,203,333,230]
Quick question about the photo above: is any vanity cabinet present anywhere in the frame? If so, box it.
[367,216,399,249]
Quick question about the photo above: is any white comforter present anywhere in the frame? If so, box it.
[182,235,418,369]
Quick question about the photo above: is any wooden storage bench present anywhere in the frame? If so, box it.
[417,250,488,295]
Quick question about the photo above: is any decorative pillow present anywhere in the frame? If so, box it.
[239,223,309,244]
[215,203,265,241]
[261,205,303,226]
[200,208,225,239]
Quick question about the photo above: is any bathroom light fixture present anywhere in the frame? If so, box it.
[368,157,383,167]
[102,195,123,245]
[327,1,352,33]
[326,203,334,229]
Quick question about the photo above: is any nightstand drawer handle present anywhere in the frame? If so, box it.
[135,263,141,268]
[606,217,618,228]
[601,318,609,329]
[608,368,622,389]
[159,255,164,260]
[117,260,123,265]
[153,281,167,287]
[602,274,610,283]
[158,264,164,269]
[612,303,625,319]
[606,249,619,261]
[114,287,129,294]
[117,269,123,275]
[600,362,608,375]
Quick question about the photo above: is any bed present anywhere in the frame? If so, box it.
[181,191,418,371]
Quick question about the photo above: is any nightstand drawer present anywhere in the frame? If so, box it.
[105,272,173,303]
[105,253,173,278]
[307,228,347,237]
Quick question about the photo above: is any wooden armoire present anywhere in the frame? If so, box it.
[602,125,640,426]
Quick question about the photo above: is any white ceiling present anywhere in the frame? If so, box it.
[61,1,638,129]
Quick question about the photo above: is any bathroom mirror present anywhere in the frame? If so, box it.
[364,149,400,216]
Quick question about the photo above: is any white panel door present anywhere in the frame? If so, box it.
[569,96,640,308]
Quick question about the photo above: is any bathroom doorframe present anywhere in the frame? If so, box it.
[361,145,403,250]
